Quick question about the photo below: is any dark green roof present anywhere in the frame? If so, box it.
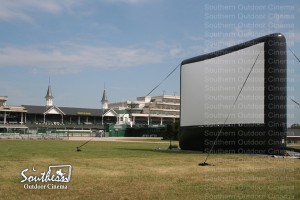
[22,105,108,116]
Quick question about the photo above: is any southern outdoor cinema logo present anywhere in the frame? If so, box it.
[20,165,72,190]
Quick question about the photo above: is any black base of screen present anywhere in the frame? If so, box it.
[179,33,287,155]
[179,125,286,155]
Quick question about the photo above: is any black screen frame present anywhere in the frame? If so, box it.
[179,33,287,154]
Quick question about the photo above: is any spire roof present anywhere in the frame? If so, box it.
[45,77,53,99]
[45,85,54,99]
[101,89,108,103]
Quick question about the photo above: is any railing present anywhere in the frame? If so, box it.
[0,133,65,140]
[0,132,99,140]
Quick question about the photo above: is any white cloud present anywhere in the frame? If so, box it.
[287,31,300,45]
[186,35,205,42]
[0,0,148,22]
[169,48,182,57]
[0,44,165,73]
[0,0,80,22]
[103,0,147,4]
[0,9,33,23]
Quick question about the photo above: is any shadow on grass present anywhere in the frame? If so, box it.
[115,147,203,155]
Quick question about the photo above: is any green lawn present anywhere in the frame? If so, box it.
[287,145,300,150]
[0,140,299,200]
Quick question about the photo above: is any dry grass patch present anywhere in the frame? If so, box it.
[0,140,299,200]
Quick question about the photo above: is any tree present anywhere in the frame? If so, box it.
[163,122,180,149]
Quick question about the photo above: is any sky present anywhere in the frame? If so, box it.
[0,0,300,126]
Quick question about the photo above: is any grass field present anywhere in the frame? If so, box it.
[287,145,300,150]
[0,139,299,200]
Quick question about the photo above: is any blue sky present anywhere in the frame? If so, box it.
[0,0,300,125]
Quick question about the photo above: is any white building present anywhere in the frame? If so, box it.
[0,96,28,133]
[109,95,180,126]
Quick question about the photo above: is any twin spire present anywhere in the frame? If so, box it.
[101,84,108,109]
[45,78,54,107]
[45,78,108,109]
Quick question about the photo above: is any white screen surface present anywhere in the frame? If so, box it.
[181,43,265,127]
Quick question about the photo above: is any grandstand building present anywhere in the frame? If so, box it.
[0,96,28,133]
[1,83,299,141]
[20,84,117,135]
[1,82,179,136]
[109,95,180,126]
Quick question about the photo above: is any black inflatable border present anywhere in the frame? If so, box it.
[180,33,287,155]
